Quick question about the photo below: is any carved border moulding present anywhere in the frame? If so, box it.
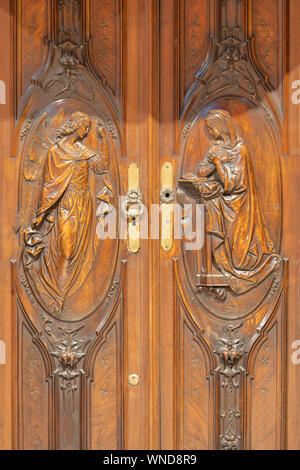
[12,1,125,450]
[173,258,288,450]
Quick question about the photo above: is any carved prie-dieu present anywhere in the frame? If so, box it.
[16,111,113,315]
[179,109,281,301]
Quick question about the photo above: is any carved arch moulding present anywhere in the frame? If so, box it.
[175,0,288,450]
[12,0,126,450]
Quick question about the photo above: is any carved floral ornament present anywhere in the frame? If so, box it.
[41,313,89,398]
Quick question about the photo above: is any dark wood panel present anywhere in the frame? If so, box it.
[21,322,50,449]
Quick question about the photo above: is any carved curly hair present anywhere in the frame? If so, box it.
[55,111,91,140]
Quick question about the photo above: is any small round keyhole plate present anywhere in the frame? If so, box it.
[128,373,140,386]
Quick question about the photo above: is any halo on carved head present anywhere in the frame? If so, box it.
[56,111,91,140]
[205,109,238,147]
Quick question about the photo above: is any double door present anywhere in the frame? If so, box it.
[0,0,299,450]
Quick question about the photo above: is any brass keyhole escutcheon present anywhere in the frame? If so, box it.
[128,373,140,386]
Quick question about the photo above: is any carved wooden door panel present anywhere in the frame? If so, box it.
[158,0,299,451]
[0,0,299,451]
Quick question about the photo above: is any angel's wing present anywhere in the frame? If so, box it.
[14,112,53,236]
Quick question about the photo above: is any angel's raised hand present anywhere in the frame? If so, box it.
[97,123,107,140]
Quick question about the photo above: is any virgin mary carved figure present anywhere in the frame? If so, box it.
[180,110,280,299]
[20,111,111,314]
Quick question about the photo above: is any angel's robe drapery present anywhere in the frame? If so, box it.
[26,139,108,313]
[197,141,280,294]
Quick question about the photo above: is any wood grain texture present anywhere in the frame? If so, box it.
[0,0,299,451]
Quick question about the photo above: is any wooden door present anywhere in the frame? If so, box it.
[0,0,299,451]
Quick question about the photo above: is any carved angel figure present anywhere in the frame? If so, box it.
[16,111,112,314]
[194,109,281,296]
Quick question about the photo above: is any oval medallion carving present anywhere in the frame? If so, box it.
[178,98,282,319]
[16,100,120,321]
